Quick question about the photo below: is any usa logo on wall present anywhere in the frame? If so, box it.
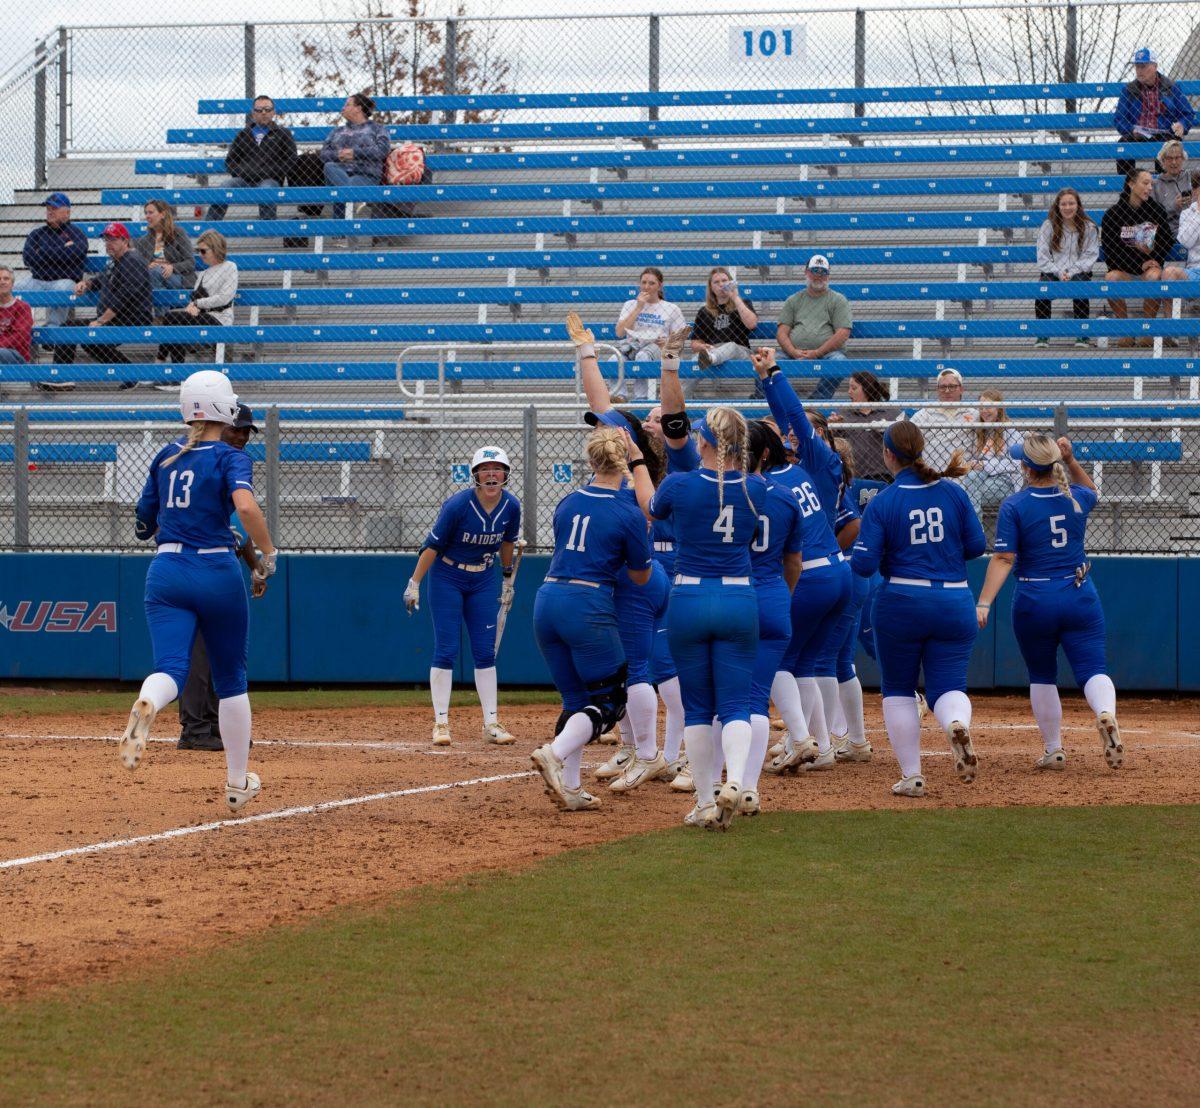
[0,601,117,633]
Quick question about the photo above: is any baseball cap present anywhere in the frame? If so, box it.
[100,222,130,240]
[42,192,71,209]
[807,254,830,272]
[232,403,258,432]
[1131,47,1159,65]
[936,367,964,385]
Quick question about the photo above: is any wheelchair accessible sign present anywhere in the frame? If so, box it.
[729,24,806,63]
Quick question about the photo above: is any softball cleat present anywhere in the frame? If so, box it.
[769,717,788,731]
[483,720,515,746]
[609,753,667,793]
[595,725,620,746]
[225,772,261,813]
[531,744,572,809]
[947,720,978,783]
[738,790,761,816]
[659,755,687,782]
[715,781,742,828]
[561,788,602,812]
[669,766,694,792]
[1034,749,1067,771]
[683,802,721,829]
[768,740,785,760]
[891,774,927,798]
[834,736,873,763]
[119,698,156,770]
[431,722,451,747]
[594,747,634,781]
[763,737,818,775]
[803,746,837,772]
[1097,712,1124,769]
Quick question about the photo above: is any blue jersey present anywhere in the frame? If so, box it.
[834,483,861,537]
[749,475,804,584]
[766,463,841,560]
[665,437,701,473]
[994,484,1099,579]
[137,439,254,549]
[761,371,844,514]
[649,469,766,577]
[850,467,986,580]
[650,514,677,574]
[546,485,652,587]
[424,487,521,566]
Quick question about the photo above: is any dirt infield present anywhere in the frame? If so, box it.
[1,694,1197,1000]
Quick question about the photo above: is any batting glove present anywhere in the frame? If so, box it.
[260,550,278,578]
[404,577,420,614]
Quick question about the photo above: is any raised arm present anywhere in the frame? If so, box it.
[753,346,811,441]
[567,311,612,416]
[659,326,690,442]
[624,431,655,520]
[1057,437,1096,493]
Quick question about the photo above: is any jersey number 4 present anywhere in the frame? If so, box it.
[166,469,195,510]
[565,513,591,552]
[908,506,944,545]
[713,504,736,544]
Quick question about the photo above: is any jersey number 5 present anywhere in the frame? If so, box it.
[713,504,736,544]
[908,506,944,545]
[1049,514,1068,548]
[166,469,194,510]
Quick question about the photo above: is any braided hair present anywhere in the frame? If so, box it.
[705,405,754,512]
[1020,432,1081,513]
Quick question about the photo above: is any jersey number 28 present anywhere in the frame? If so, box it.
[166,470,194,510]
[908,506,944,545]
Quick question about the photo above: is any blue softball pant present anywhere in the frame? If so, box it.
[1012,579,1108,686]
[819,569,871,683]
[749,577,794,716]
[616,559,671,686]
[783,561,853,678]
[144,550,248,699]
[428,558,499,669]
[667,579,759,726]
[857,572,884,661]
[873,582,978,705]
[534,582,626,713]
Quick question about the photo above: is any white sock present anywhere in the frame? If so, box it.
[1083,674,1117,718]
[838,676,867,745]
[218,693,252,789]
[474,666,498,725]
[816,676,840,744]
[932,690,973,735]
[798,676,830,751]
[659,677,685,762]
[138,672,179,713]
[882,695,923,778]
[617,712,633,747]
[770,671,806,750]
[722,719,752,787]
[430,667,453,723]
[1029,683,1063,752]
[562,748,583,791]
[746,714,770,791]
[627,682,658,759]
[685,723,716,803]
[712,717,725,781]
[829,694,847,739]
[550,712,595,762]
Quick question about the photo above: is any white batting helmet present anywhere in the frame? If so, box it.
[179,370,239,426]
[470,445,511,484]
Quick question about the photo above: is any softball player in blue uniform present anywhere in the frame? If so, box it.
[405,447,521,747]
[976,434,1123,770]
[120,370,278,812]
[530,428,654,812]
[850,420,986,797]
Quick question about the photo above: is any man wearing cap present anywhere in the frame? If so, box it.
[775,255,853,400]
[17,193,89,329]
[1114,49,1195,177]
[909,368,977,472]
[54,222,153,377]
[176,403,268,750]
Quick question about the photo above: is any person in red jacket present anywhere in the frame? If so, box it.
[0,266,33,364]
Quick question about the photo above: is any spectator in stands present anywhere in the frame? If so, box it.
[157,231,238,364]
[690,266,757,371]
[827,370,898,480]
[615,267,686,401]
[206,95,296,222]
[1101,169,1176,347]
[134,201,194,308]
[776,254,852,400]
[909,367,975,471]
[1034,187,1099,348]
[321,92,391,218]
[1114,48,1195,177]
[960,389,1021,518]
[56,222,151,383]
[0,266,33,365]
[1152,141,1193,235]
[1160,190,1200,292]
[17,192,89,328]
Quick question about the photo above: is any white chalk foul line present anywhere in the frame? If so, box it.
[0,733,465,754]
[0,770,536,872]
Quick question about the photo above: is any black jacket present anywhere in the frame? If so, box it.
[1100,195,1176,273]
[224,122,298,184]
[92,251,153,325]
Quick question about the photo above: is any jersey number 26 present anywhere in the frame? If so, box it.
[908,506,944,545]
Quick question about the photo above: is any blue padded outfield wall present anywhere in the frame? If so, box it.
[0,554,1196,691]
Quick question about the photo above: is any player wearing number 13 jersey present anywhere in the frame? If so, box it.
[850,420,986,798]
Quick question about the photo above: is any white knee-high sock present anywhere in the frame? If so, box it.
[829,695,847,739]
[626,682,658,759]
[219,693,252,789]
[430,667,453,723]
[746,715,771,791]
[659,677,685,762]
[474,666,499,724]
[550,712,595,762]
[1029,683,1063,752]
[617,712,633,747]
[562,748,583,791]
[770,671,806,749]
[138,672,179,712]
[882,695,923,778]
[1083,674,1117,718]
[722,720,753,787]
[932,690,973,736]
[685,723,716,804]
[798,676,830,751]
[816,676,840,740]
[838,676,867,745]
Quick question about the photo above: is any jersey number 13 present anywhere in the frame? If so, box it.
[166,470,194,510]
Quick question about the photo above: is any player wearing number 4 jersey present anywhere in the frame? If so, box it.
[850,420,986,797]
[976,433,1123,771]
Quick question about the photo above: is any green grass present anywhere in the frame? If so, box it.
[2,806,1198,1105]
[0,684,560,718]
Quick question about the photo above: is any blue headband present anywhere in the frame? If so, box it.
[691,415,718,447]
[1010,443,1055,473]
[882,425,914,464]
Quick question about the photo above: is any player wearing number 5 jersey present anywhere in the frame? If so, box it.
[121,370,278,812]
[851,420,986,797]
[976,434,1123,771]
[530,428,654,812]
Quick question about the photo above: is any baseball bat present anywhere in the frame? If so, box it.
[494,539,526,653]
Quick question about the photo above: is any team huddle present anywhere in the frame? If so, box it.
[113,327,1122,822]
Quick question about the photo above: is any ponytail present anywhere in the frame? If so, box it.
[1022,432,1081,513]
[705,405,754,512]
[586,427,631,481]
[162,421,208,468]
[885,421,969,482]
[1053,461,1081,513]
